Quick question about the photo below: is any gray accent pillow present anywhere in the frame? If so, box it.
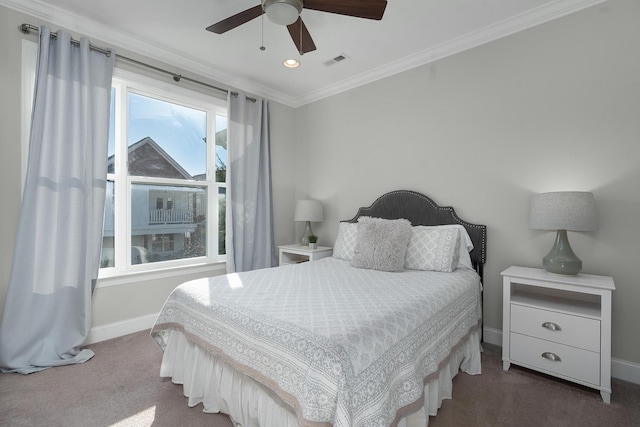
[350,217,412,272]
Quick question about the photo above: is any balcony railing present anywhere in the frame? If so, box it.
[149,209,194,224]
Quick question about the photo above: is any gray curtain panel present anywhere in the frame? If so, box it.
[225,92,276,273]
[0,27,115,373]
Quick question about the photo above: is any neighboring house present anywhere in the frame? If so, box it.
[103,137,206,266]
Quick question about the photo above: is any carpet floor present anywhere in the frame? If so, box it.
[0,330,638,426]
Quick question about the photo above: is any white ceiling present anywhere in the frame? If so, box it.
[5,0,603,107]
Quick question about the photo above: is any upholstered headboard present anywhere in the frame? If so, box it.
[343,190,487,279]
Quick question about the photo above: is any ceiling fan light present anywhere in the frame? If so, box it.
[263,0,303,26]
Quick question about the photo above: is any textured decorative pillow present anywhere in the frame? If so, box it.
[405,226,461,272]
[350,217,412,272]
[332,222,359,260]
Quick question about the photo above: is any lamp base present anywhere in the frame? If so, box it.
[299,221,313,246]
[542,230,582,275]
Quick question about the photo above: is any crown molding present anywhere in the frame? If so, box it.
[0,0,296,105]
[2,0,605,108]
[295,0,606,106]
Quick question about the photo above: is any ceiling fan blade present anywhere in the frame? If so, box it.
[303,0,387,20]
[206,5,263,34]
[287,18,316,55]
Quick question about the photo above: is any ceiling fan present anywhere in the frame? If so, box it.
[206,0,388,55]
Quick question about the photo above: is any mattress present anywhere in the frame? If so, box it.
[151,257,482,426]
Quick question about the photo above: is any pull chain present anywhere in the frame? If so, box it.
[299,17,303,55]
[260,12,266,51]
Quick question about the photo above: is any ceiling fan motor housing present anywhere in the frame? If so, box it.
[263,0,303,25]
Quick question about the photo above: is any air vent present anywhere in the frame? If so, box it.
[323,53,349,67]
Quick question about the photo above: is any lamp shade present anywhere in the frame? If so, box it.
[530,192,597,232]
[294,200,323,222]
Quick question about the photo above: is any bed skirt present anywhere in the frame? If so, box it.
[158,329,482,427]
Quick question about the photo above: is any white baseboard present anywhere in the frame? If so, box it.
[483,326,640,386]
[85,313,158,345]
[611,357,640,386]
[482,326,503,347]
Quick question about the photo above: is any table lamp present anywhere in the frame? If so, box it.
[529,191,597,275]
[294,200,323,246]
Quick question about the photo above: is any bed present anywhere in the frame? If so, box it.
[151,190,487,427]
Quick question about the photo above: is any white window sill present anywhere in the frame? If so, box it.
[96,261,226,288]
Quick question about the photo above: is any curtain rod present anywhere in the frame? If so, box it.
[20,23,255,102]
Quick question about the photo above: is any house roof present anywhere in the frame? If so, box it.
[107,136,195,180]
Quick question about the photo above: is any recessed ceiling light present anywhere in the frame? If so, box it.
[283,59,300,68]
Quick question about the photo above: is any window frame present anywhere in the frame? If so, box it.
[100,68,228,281]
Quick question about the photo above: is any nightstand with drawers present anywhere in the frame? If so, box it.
[501,266,615,403]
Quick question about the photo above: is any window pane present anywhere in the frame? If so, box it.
[131,183,207,264]
[215,115,227,182]
[218,187,226,255]
[107,87,116,173]
[101,180,115,268]
[128,92,207,179]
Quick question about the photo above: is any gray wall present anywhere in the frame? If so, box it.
[1,0,639,368]
[0,7,24,326]
[296,0,640,365]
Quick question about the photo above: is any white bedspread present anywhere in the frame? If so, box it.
[151,258,482,427]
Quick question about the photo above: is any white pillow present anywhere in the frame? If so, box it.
[332,222,359,260]
[350,217,412,272]
[411,224,474,271]
[405,227,461,272]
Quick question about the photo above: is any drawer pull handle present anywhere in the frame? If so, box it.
[541,352,562,362]
[542,322,561,331]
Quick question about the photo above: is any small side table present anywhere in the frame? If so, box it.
[501,266,615,403]
[278,244,333,265]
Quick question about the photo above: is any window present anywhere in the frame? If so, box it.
[21,41,227,280]
[101,69,228,277]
